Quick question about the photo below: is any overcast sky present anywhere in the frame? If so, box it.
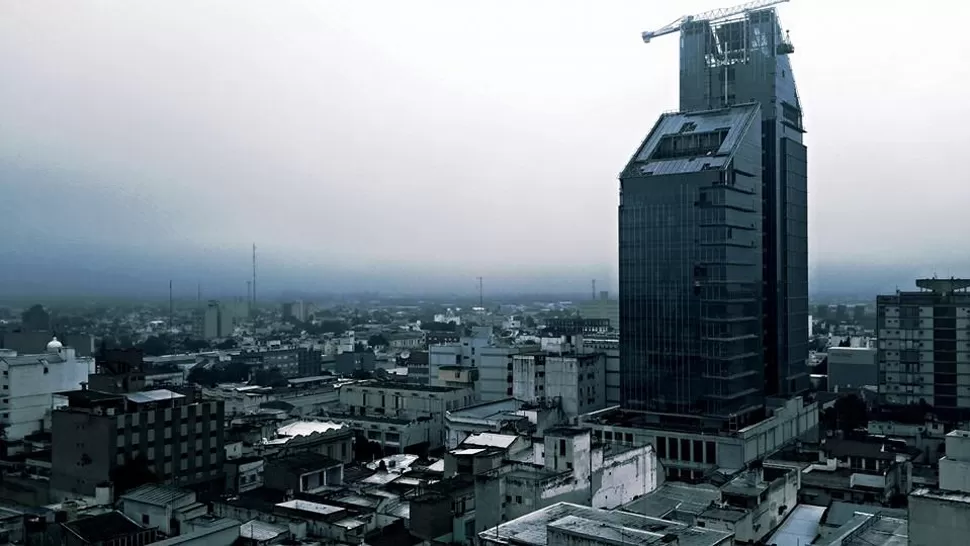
[2,1,969,297]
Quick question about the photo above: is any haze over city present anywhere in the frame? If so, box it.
[2,0,969,298]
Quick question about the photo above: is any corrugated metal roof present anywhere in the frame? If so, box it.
[120,484,193,506]
[124,390,185,404]
[239,519,287,541]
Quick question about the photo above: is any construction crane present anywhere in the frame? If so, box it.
[641,0,789,43]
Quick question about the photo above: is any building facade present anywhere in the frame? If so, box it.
[0,340,92,444]
[827,347,878,391]
[877,278,970,418]
[619,103,766,426]
[511,352,606,418]
[51,388,226,497]
[619,5,808,428]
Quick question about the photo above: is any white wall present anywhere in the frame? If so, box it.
[3,349,90,441]
[592,446,658,509]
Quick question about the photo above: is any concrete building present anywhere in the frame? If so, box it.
[576,291,619,330]
[579,335,621,406]
[471,427,661,533]
[1,331,95,357]
[477,346,521,401]
[281,301,306,322]
[444,398,565,450]
[386,331,425,350]
[232,346,321,379]
[828,347,878,391]
[119,484,206,536]
[335,380,474,452]
[258,420,353,463]
[511,351,606,418]
[263,452,343,495]
[619,3,808,425]
[939,429,970,492]
[51,388,225,497]
[877,278,970,418]
[580,396,817,481]
[0,340,92,445]
[193,301,235,340]
[478,502,731,546]
[624,464,800,544]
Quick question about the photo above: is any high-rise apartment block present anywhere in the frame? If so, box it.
[877,278,970,418]
[619,5,807,428]
[193,300,236,340]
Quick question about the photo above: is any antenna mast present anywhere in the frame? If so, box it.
[169,280,174,331]
[477,277,484,308]
[252,243,257,315]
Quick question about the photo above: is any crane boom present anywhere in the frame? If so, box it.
[642,0,789,43]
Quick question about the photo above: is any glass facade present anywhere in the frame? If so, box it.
[619,7,808,424]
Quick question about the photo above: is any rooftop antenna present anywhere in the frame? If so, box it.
[197,283,201,304]
[592,279,596,300]
[252,243,257,316]
[247,280,252,317]
[477,277,484,308]
[169,280,174,331]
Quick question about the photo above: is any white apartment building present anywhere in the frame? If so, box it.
[0,338,93,444]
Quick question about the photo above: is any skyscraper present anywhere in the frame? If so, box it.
[619,5,807,429]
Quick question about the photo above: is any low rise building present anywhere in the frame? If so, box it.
[258,420,353,462]
[0,340,92,446]
[624,464,799,544]
[118,484,206,536]
[580,396,818,481]
[264,452,343,495]
[335,381,474,452]
[471,427,661,534]
[225,456,264,494]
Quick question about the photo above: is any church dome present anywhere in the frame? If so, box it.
[46,337,63,352]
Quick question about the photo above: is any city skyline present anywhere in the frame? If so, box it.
[3,1,970,298]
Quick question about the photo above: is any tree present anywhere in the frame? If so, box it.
[524,316,537,328]
[138,335,172,357]
[20,304,50,331]
[368,334,389,348]
[822,394,868,435]
[251,368,288,388]
[183,338,211,352]
[216,338,238,350]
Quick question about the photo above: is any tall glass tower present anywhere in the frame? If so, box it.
[619,6,807,429]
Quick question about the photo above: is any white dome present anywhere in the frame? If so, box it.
[46,337,63,352]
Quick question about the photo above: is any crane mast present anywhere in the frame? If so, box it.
[642,0,789,43]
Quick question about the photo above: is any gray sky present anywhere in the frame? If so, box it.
[2,1,969,296]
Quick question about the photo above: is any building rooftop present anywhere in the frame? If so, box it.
[62,511,149,544]
[269,452,342,475]
[622,482,721,519]
[348,380,464,393]
[480,502,730,546]
[276,499,345,517]
[461,432,519,449]
[125,389,185,404]
[240,519,288,541]
[627,103,762,177]
[910,487,970,504]
[815,512,908,546]
[120,484,194,506]
[275,420,346,439]
[446,398,526,422]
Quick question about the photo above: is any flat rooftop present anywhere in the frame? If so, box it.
[348,380,463,393]
[446,398,525,421]
[480,502,730,546]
